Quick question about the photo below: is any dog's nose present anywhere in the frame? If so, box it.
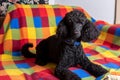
[74,30,80,34]
[74,31,79,34]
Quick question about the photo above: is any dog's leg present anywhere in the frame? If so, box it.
[77,50,108,77]
[54,56,81,80]
[35,39,49,66]
[35,51,48,66]
[84,62,108,77]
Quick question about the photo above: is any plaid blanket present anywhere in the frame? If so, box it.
[0,4,120,80]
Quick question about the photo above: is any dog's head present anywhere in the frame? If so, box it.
[56,9,100,42]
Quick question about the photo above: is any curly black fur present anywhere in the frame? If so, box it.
[21,10,108,80]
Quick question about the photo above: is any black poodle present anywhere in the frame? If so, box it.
[21,10,108,80]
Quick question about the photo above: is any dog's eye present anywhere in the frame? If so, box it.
[68,19,72,23]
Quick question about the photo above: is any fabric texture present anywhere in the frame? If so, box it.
[0,4,120,80]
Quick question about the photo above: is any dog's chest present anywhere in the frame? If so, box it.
[64,45,81,55]
[47,38,62,63]
[63,40,82,55]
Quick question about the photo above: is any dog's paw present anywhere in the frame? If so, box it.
[71,76,81,80]
[66,74,81,80]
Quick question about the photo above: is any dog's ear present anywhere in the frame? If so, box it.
[81,20,100,42]
[56,18,67,39]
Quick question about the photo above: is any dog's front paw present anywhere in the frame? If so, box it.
[66,73,81,80]
[70,76,81,80]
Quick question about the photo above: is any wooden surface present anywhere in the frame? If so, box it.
[116,0,120,24]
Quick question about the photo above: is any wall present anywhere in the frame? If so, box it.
[54,0,115,24]
[49,0,55,4]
